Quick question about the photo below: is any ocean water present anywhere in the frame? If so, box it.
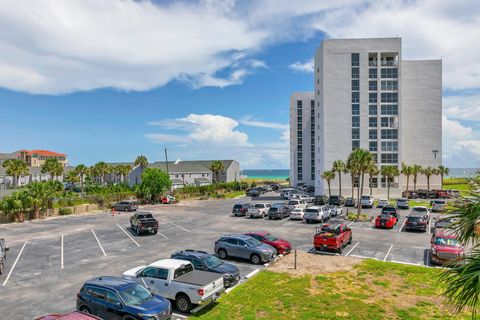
[241,168,478,179]
[241,169,289,180]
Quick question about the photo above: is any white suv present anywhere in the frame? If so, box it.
[361,195,374,208]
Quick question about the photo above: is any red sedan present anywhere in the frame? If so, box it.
[244,232,292,255]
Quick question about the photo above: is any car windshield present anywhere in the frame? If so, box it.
[254,204,265,208]
[382,207,396,213]
[436,220,453,228]
[234,204,242,209]
[434,237,460,247]
[434,201,445,204]
[118,284,152,306]
[264,233,278,241]
[408,216,423,222]
[361,196,370,200]
[397,199,407,202]
[288,201,299,205]
[321,225,340,234]
[245,238,262,247]
[413,207,427,212]
[305,209,318,215]
[202,255,223,269]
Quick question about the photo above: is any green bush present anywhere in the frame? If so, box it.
[346,212,370,221]
[59,207,72,216]
[173,181,249,199]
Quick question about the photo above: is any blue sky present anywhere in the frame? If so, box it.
[0,1,479,169]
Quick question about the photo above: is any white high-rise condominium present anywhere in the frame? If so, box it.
[291,37,442,196]
[290,92,315,187]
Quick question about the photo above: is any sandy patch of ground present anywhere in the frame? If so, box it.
[268,251,361,276]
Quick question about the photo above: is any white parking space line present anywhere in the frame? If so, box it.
[344,242,360,256]
[383,245,394,261]
[91,229,106,256]
[347,221,355,227]
[398,218,407,232]
[169,221,190,233]
[350,254,378,260]
[156,231,168,239]
[390,260,422,267]
[2,240,28,286]
[116,224,141,247]
[61,233,64,270]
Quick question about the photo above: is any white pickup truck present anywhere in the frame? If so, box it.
[123,259,224,313]
[248,203,271,218]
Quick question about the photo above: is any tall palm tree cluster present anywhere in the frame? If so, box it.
[321,149,450,219]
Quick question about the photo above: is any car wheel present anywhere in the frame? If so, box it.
[135,226,141,235]
[176,294,192,313]
[348,236,352,244]
[79,306,91,314]
[0,262,4,275]
[251,254,261,265]
[315,246,321,251]
[338,246,343,254]
[218,249,228,259]
[153,230,158,235]
[268,216,272,220]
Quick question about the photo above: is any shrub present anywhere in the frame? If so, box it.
[59,207,72,216]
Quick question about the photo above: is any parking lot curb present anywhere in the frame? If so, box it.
[244,268,260,279]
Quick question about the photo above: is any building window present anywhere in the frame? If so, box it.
[369,129,377,140]
[297,116,302,122]
[381,141,398,152]
[352,128,360,140]
[297,100,303,108]
[381,92,398,103]
[298,174,303,181]
[298,145,302,152]
[381,68,398,79]
[352,92,360,103]
[297,132,302,138]
[352,104,360,115]
[351,67,360,79]
[351,79,360,91]
[352,116,360,128]
[351,53,360,66]
[381,80,398,91]
[352,140,360,150]
[369,141,377,152]
[381,129,398,139]
[369,117,377,127]
[381,104,398,115]
[297,123,302,130]
[369,68,377,79]
[381,153,398,164]
[381,117,396,128]
[369,92,377,103]
[369,105,377,115]
[369,80,377,91]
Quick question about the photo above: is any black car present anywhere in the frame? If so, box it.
[232,203,252,216]
[246,188,261,197]
[405,213,429,232]
[344,197,357,207]
[328,195,345,206]
[76,276,171,319]
[270,184,280,191]
[0,238,9,275]
[314,195,328,205]
[170,249,241,288]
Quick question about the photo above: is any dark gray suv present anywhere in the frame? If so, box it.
[114,200,138,212]
[268,204,289,220]
[214,234,276,264]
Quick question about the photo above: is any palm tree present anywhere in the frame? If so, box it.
[437,165,449,189]
[41,158,64,181]
[381,165,399,200]
[346,158,357,199]
[401,163,413,192]
[65,170,80,185]
[26,182,49,219]
[115,165,132,183]
[347,149,373,219]
[321,171,336,197]
[439,178,480,318]
[412,165,422,191]
[332,160,346,196]
[91,161,109,184]
[367,163,379,196]
[2,159,29,188]
[422,166,436,190]
[210,161,224,184]
[0,193,24,222]
[74,164,89,194]
[134,155,148,177]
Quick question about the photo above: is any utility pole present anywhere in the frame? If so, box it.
[165,148,169,176]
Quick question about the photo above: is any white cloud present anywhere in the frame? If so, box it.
[289,60,314,73]
[146,113,289,168]
[442,115,480,168]
[147,114,250,147]
[0,0,267,94]
[444,93,480,122]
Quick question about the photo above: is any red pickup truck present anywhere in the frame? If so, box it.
[314,223,352,254]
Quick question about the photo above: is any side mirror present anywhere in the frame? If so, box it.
[115,302,123,309]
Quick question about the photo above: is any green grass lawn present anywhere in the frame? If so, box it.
[193,259,470,320]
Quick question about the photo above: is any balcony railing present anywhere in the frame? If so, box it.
[369,61,378,67]
[381,61,397,67]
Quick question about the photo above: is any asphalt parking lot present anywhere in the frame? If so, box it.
[0,192,442,319]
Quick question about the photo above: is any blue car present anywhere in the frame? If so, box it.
[76,276,171,320]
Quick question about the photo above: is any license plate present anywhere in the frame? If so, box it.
[322,244,327,248]
[148,227,153,231]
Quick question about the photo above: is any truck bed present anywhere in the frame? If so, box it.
[174,270,222,287]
